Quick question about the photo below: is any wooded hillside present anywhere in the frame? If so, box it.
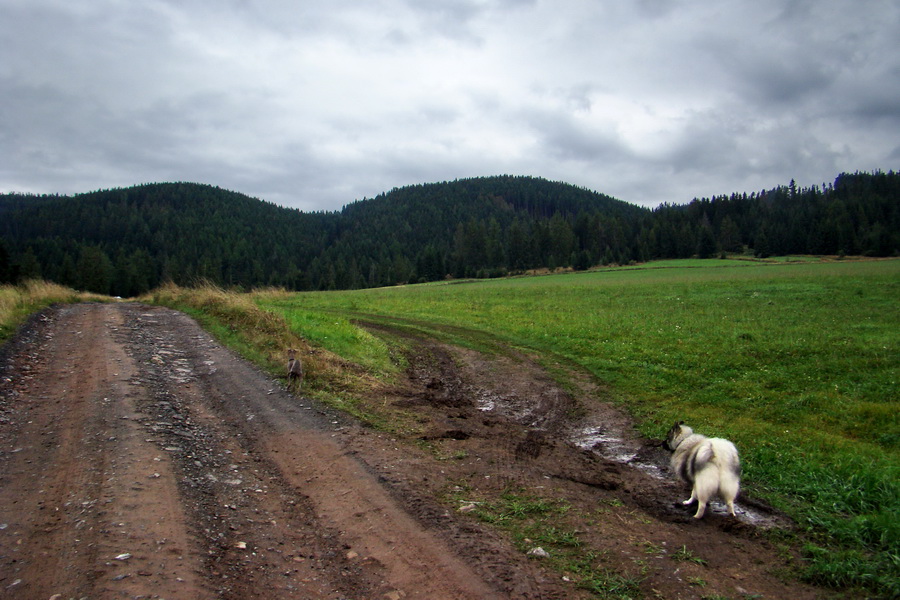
[1,172,897,294]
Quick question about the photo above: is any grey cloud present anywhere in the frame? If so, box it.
[2,0,897,211]
[889,145,900,162]
[741,57,836,106]
[544,124,626,164]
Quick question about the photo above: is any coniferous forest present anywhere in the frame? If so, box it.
[0,171,897,295]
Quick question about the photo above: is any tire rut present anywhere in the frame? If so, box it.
[1,304,509,599]
[0,302,831,600]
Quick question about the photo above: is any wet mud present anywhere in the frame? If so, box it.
[0,304,827,599]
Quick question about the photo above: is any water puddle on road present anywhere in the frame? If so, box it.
[570,422,665,479]
[455,340,788,530]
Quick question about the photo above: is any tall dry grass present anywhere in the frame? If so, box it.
[0,280,108,343]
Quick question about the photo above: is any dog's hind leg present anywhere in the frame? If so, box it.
[721,481,738,517]
[692,497,708,519]
[720,470,740,517]
[684,484,709,519]
[691,474,716,518]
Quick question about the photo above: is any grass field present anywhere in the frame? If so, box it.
[255,258,899,596]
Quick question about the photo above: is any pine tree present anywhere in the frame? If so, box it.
[696,215,717,258]
[18,247,42,280]
[718,216,742,253]
[0,238,11,283]
[75,245,113,294]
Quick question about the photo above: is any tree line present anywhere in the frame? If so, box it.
[1,172,897,295]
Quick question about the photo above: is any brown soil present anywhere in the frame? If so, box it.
[0,303,832,599]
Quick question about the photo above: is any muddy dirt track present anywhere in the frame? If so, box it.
[0,303,829,599]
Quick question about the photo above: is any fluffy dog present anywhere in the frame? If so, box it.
[664,421,740,519]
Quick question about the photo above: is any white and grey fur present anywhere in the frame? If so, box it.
[664,421,740,519]
[287,348,304,386]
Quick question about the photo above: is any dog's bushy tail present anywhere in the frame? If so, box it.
[694,441,714,467]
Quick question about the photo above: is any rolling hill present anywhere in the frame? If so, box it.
[1,171,897,294]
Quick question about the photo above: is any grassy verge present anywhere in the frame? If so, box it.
[0,280,109,344]
[144,282,414,431]
[254,258,899,598]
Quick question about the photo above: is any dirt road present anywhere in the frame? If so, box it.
[0,303,826,599]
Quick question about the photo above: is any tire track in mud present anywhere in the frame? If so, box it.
[357,319,822,600]
[0,304,202,599]
[0,304,513,599]
[116,303,506,599]
[0,302,830,600]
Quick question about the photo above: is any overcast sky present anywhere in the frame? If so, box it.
[2,0,898,212]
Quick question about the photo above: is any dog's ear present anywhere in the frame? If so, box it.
[678,420,685,426]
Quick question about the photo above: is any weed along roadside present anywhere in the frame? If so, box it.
[142,257,900,599]
[0,279,110,344]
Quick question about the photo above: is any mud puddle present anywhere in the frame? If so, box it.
[569,420,789,529]
[449,334,792,531]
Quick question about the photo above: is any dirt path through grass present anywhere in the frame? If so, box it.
[0,303,832,599]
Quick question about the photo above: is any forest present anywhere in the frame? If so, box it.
[1,171,898,295]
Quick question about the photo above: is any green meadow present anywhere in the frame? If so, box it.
[259,258,900,595]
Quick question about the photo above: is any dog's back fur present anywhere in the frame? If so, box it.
[664,421,740,519]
